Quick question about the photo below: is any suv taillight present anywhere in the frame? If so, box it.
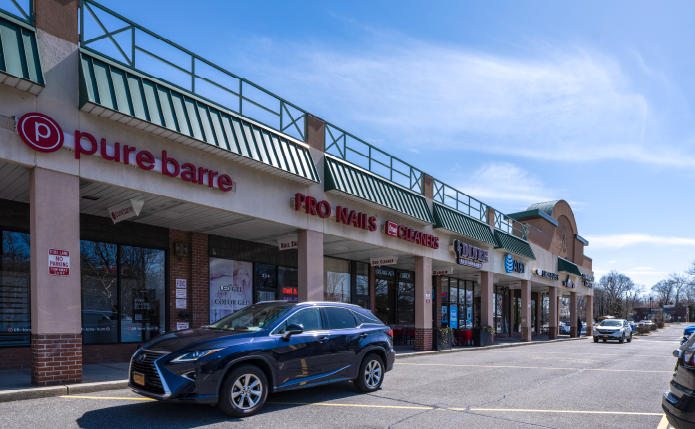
[684,351,695,366]
[385,329,393,337]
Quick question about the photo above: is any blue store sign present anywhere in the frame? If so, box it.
[450,305,458,329]
[504,254,526,274]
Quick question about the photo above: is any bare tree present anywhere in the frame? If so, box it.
[669,273,690,307]
[625,284,646,319]
[595,271,634,316]
[652,279,674,306]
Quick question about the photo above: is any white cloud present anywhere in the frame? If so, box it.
[632,267,654,271]
[230,30,695,167]
[455,162,557,205]
[586,234,695,249]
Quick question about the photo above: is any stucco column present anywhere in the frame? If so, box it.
[569,291,578,337]
[298,229,323,302]
[30,168,82,386]
[481,271,494,327]
[548,286,558,339]
[586,295,593,336]
[535,292,541,334]
[521,280,532,342]
[435,276,442,328]
[414,256,432,351]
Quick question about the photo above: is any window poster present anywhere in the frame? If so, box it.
[209,258,253,323]
[449,305,458,329]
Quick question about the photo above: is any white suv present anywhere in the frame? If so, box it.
[593,319,633,343]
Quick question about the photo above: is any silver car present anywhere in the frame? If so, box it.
[593,319,633,343]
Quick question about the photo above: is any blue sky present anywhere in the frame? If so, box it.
[89,0,695,290]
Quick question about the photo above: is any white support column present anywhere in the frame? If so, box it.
[298,229,323,302]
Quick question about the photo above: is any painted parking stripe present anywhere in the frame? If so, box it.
[60,395,155,401]
[268,401,433,410]
[395,363,672,373]
[464,407,663,416]
[491,351,673,357]
[657,414,670,429]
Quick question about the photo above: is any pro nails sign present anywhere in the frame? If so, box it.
[17,112,235,192]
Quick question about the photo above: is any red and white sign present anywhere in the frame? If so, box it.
[176,279,187,289]
[370,256,398,267]
[48,249,70,276]
[176,322,189,330]
[176,289,187,298]
[425,292,431,303]
[432,267,455,276]
[278,237,299,251]
[382,220,439,249]
[107,199,145,224]
[176,299,187,309]
[17,112,64,153]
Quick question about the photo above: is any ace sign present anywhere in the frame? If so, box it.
[48,249,70,276]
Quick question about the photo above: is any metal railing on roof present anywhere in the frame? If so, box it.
[0,0,34,26]
[324,121,424,194]
[494,210,529,241]
[78,0,308,142]
[432,179,489,223]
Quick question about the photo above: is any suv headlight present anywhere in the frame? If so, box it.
[171,348,224,362]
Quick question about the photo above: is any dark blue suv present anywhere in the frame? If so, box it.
[128,301,395,417]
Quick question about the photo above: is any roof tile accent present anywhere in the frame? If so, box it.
[0,15,44,94]
[494,230,536,260]
[78,51,319,186]
[324,156,433,224]
[433,203,496,246]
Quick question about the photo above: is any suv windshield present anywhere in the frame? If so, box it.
[209,303,292,332]
[600,320,622,327]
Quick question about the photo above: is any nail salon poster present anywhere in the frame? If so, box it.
[209,258,253,323]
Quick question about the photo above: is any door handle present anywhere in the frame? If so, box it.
[359,333,369,338]
[318,336,329,343]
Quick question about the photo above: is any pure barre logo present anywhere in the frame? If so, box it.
[17,112,64,153]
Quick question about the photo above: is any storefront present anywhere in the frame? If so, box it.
[0,0,594,385]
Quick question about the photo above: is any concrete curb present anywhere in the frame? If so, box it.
[0,380,129,403]
[396,336,589,359]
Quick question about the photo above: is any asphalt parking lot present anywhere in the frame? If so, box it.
[0,325,682,429]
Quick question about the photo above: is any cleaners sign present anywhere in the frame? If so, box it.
[383,220,439,249]
[48,249,70,276]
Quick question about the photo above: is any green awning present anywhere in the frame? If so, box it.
[494,230,536,260]
[324,156,433,224]
[78,51,319,186]
[0,15,44,94]
[433,203,496,246]
[558,257,582,275]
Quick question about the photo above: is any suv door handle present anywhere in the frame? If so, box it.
[318,336,329,343]
[359,333,369,338]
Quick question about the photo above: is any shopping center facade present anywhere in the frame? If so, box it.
[0,0,595,386]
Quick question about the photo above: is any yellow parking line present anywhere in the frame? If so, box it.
[395,363,672,373]
[60,395,155,401]
[268,402,432,410]
[491,351,672,358]
[657,414,670,429]
[465,407,663,416]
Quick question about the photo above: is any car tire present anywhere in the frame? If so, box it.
[627,334,632,343]
[602,339,607,343]
[593,337,599,343]
[218,364,268,418]
[619,335,624,344]
[354,353,385,393]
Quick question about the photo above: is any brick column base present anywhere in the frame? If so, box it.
[414,328,433,351]
[586,327,593,337]
[548,327,557,340]
[521,327,532,342]
[570,327,577,338]
[31,334,82,386]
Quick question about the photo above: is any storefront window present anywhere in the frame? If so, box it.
[397,272,414,324]
[374,267,395,324]
[209,258,253,323]
[0,231,30,347]
[120,246,165,343]
[324,257,350,303]
[81,241,118,344]
[278,266,298,302]
[254,263,277,302]
[354,262,369,309]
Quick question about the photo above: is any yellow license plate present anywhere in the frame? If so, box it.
[133,373,145,386]
[602,335,609,338]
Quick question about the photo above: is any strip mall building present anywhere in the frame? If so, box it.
[0,0,595,386]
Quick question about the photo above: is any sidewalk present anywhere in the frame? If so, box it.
[395,335,588,357]
[0,362,130,403]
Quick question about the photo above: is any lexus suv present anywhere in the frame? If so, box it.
[593,319,632,343]
[128,302,395,417]
[664,331,695,428]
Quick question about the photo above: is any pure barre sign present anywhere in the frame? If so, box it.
[16,112,235,192]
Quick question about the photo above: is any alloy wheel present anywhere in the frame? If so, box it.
[364,360,382,388]
[231,374,263,410]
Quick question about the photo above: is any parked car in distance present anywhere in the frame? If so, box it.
[593,319,633,343]
[128,301,395,417]
[664,334,695,427]
[559,323,570,335]
[639,320,654,326]
[681,326,695,346]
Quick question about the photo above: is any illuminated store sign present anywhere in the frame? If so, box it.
[17,112,235,192]
[292,193,377,231]
[534,268,559,281]
[562,275,575,289]
[451,239,487,269]
[582,273,594,287]
[504,254,526,274]
[383,220,439,249]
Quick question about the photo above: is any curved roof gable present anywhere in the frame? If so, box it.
[526,200,561,217]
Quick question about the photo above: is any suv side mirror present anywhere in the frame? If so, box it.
[283,323,304,340]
